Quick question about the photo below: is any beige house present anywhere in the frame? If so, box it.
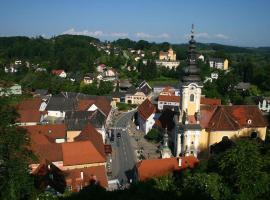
[159,47,176,61]
[125,91,148,105]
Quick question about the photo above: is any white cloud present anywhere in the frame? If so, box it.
[62,28,128,38]
[215,33,229,40]
[184,32,230,41]
[135,32,170,39]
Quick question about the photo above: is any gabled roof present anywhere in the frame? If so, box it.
[136,156,198,181]
[204,105,268,131]
[95,96,112,117]
[138,99,156,121]
[61,141,106,166]
[74,123,105,159]
[65,111,95,131]
[207,106,241,131]
[46,96,77,111]
[76,99,95,111]
[17,97,42,110]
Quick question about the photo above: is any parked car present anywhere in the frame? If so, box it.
[117,132,121,138]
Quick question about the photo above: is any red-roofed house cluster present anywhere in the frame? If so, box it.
[15,92,114,193]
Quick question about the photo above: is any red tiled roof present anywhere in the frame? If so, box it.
[200,105,217,129]
[52,69,65,75]
[158,95,180,102]
[138,99,156,121]
[33,143,63,163]
[200,97,221,105]
[17,97,42,110]
[23,124,66,140]
[136,156,199,181]
[74,124,105,159]
[65,165,108,190]
[77,97,111,117]
[95,96,112,117]
[17,110,42,123]
[207,106,240,131]
[61,141,106,166]
[204,105,268,131]
[76,99,95,111]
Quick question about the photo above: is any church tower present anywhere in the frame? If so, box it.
[175,24,202,157]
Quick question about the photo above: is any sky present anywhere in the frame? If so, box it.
[0,0,270,47]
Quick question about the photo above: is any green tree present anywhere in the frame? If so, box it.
[0,97,36,200]
[217,140,269,200]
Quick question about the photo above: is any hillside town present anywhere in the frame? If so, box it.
[1,1,270,199]
[1,25,269,198]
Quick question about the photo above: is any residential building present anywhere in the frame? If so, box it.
[156,47,180,69]
[51,70,67,78]
[256,97,270,113]
[0,83,22,96]
[137,99,156,134]
[209,58,229,70]
[28,124,108,193]
[83,73,95,85]
[159,47,177,61]
[235,82,251,91]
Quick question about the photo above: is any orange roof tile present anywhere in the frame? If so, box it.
[17,97,42,110]
[61,141,106,166]
[17,110,42,123]
[74,123,105,159]
[204,105,268,131]
[158,95,180,102]
[76,99,95,111]
[23,124,66,140]
[200,97,221,105]
[136,156,198,181]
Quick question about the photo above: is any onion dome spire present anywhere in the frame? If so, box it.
[181,24,202,85]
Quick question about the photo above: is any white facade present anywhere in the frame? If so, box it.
[0,84,22,96]
[139,113,155,134]
[58,71,67,78]
[258,99,270,113]
[158,100,179,110]
[156,60,180,69]
[47,110,65,118]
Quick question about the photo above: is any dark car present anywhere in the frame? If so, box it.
[117,132,121,138]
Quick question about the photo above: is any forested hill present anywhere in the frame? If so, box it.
[1,35,270,66]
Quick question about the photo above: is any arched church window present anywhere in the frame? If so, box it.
[190,94,195,102]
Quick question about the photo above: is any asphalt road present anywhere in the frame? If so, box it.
[111,111,137,185]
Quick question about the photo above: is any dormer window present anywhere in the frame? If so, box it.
[247,119,252,125]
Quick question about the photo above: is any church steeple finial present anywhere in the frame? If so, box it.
[181,24,201,85]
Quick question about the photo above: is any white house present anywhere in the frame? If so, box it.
[137,99,156,134]
[258,97,270,113]
[51,70,67,78]
[0,83,22,96]
[158,95,180,110]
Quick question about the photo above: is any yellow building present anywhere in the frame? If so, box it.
[159,47,177,61]
[173,25,267,158]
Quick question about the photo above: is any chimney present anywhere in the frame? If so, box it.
[178,158,182,167]
[80,171,84,180]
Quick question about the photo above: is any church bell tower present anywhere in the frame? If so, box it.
[175,24,203,157]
